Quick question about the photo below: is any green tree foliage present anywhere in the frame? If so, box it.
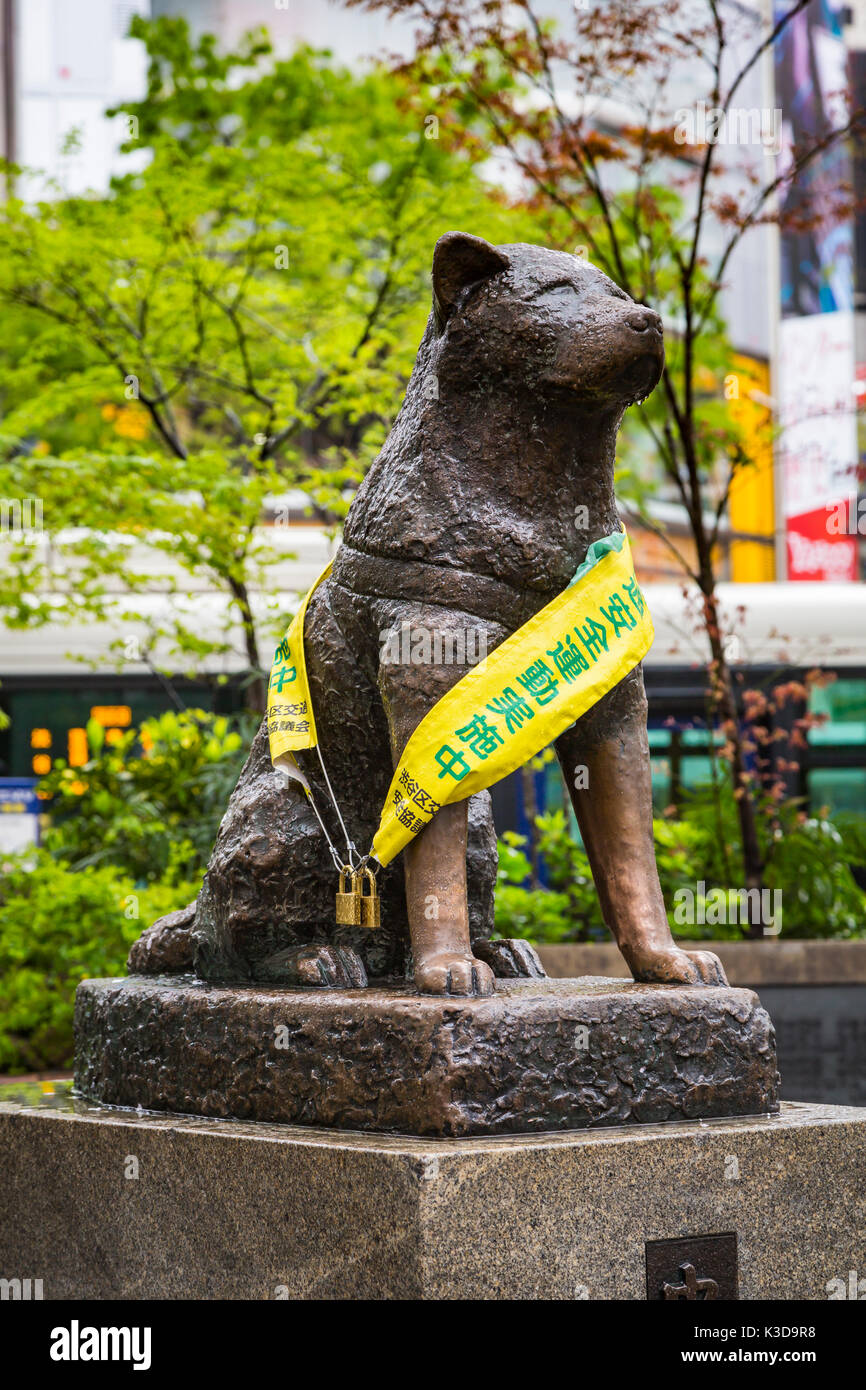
[0,17,528,704]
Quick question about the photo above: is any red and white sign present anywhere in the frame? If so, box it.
[778,312,858,581]
[785,504,858,582]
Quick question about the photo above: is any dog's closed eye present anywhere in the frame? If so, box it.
[529,280,579,302]
[529,279,630,304]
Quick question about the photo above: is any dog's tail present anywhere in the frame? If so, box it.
[127,900,197,974]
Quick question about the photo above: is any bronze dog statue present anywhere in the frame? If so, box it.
[186,232,727,996]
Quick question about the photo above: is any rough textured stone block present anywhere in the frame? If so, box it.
[74,974,779,1136]
[0,1096,863,1299]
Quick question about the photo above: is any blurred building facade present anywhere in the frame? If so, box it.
[0,0,150,196]
[774,1,861,583]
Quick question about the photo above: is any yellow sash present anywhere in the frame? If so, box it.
[267,531,653,867]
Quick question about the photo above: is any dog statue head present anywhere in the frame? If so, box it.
[430,231,665,411]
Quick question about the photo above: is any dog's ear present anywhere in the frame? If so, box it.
[432,231,509,329]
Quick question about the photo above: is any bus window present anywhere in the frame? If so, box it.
[679,755,715,790]
[807,768,866,819]
[808,678,866,746]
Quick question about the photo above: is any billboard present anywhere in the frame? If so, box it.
[774,0,858,581]
[778,312,858,581]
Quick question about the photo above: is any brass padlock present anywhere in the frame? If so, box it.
[359,866,381,929]
[335,866,362,926]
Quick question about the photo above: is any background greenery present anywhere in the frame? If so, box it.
[0,17,533,701]
[0,709,245,1073]
[496,803,866,945]
[1,14,864,1076]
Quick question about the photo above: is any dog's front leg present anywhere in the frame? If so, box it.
[377,609,495,998]
[402,799,494,996]
[555,668,728,987]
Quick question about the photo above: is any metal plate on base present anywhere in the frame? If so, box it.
[646,1233,739,1300]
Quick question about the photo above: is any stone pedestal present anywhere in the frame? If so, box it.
[74,974,779,1136]
[1,1094,863,1299]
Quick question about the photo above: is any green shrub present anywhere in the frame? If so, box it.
[0,850,196,1073]
[38,708,255,883]
[0,707,247,1072]
[659,784,866,940]
[494,815,605,942]
[495,796,866,944]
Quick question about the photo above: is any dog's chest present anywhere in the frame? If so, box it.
[346,446,618,595]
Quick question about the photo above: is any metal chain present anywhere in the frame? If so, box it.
[278,747,365,876]
[301,784,347,874]
[314,743,361,869]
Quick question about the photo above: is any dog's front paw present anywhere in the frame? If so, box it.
[473,937,546,979]
[414,952,495,997]
[627,945,728,988]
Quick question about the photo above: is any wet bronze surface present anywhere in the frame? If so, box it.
[131,233,726,998]
[74,974,778,1137]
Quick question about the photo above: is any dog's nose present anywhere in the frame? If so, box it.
[625,307,663,335]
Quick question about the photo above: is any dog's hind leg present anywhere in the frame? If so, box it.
[473,936,546,978]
